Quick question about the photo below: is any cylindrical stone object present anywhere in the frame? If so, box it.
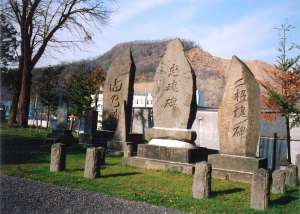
[271,170,286,194]
[250,168,270,210]
[50,143,66,172]
[84,147,105,178]
[192,162,212,199]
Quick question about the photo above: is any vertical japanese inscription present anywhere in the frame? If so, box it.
[232,78,248,137]
[109,78,122,119]
[162,64,180,109]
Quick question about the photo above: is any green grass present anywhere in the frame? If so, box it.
[1,127,299,213]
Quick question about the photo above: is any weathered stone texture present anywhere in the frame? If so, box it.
[102,48,135,131]
[192,162,212,199]
[284,164,297,186]
[145,128,196,142]
[271,170,286,194]
[218,56,260,157]
[50,143,66,172]
[152,39,196,129]
[84,147,105,179]
[250,168,270,210]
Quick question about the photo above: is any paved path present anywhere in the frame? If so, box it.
[0,175,184,214]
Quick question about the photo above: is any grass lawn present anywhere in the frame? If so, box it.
[0,127,299,213]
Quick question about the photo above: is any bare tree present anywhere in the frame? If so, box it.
[3,0,112,127]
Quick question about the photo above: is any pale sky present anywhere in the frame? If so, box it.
[38,0,300,67]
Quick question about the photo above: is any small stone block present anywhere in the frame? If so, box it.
[50,143,66,172]
[296,154,300,184]
[250,168,270,210]
[284,164,297,186]
[84,147,105,179]
[192,162,212,199]
[271,170,286,194]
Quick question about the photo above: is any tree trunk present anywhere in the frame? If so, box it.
[17,40,32,128]
[8,58,23,127]
[47,106,50,128]
[285,116,291,163]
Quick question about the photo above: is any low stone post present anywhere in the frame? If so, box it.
[296,154,300,184]
[84,147,105,179]
[284,165,297,186]
[124,143,134,158]
[271,170,286,194]
[250,168,270,210]
[50,143,66,172]
[192,162,212,199]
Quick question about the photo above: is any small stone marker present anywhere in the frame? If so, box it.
[284,164,297,186]
[296,154,300,184]
[218,56,260,157]
[50,143,66,172]
[250,168,269,210]
[84,147,105,179]
[271,170,286,194]
[192,162,212,199]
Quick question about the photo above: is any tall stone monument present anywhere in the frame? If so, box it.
[101,48,135,149]
[208,56,267,183]
[134,39,206,167]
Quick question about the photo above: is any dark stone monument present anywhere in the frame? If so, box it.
[192,162,212,199]
[250,168,270,210]
[296,154,300,184]
[124,39,207,173]
[100,48,135,150]
[50,143,66,172]
[45,96,75,145]
[208,56,267,183]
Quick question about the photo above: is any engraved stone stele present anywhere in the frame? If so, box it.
[208,56,267,183]
[250,168,270,210]
[192,162,212,199]
[283,164,298,186]
[218,56,260,157]
[50,143,66,172]
[271,169,286,194]
[84,147,105,179]
[102,48,135,132]
[145,39,197,148]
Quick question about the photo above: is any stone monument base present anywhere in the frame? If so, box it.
[123,156,196,174]
[208,154,267,183]
[137,144,207,163]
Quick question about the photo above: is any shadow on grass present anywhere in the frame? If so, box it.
[66,168,84,172]
[101,172,141,178]
[270,195,298,206]
[211,188,244,197]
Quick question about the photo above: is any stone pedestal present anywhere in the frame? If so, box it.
[208,154,267,183]
[138,144,207,163]
[50,143,66,172]
[250,168,270,210]
[84,147,105,178]
[192,162,212,199]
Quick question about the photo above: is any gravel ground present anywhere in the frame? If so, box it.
[0,175,185,214]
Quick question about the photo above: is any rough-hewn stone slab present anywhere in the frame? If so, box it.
[50,143,66,172]
[192,162,212,199]
[250,168,270,210]
[152,39,196,129]
[123,157,195,174]
[145,127,196,142]
[102,48,135,131]
[296,154,300,184]
[271,169,286,194]
[138,144,207,163]
[218,56,260,157]
[84,147,105,179]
